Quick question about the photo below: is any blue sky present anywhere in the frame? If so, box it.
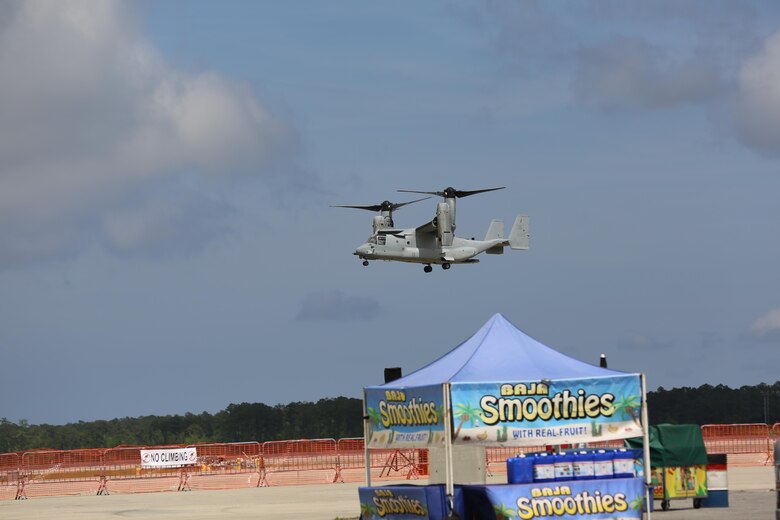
[2,1,780,425]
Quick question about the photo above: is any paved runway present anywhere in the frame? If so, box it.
[0,466,775,519]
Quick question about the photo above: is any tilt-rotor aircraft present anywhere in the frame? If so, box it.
[333,187,529,272]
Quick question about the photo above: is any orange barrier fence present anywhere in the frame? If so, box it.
[702,423,775,466]
[484,439,628,476]
[2,423,779,500]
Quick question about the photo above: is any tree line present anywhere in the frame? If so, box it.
[2,382,780,453]
[647,381,780,426]
[0,397,363,453]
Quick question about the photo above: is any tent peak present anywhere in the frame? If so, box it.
[370,312,630,388]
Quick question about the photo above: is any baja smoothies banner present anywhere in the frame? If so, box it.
[450,375,642,446]
[358,486,431,519]
[464,478,645,520]
[365,384,445,448]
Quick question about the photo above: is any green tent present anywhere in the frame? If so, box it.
[626,424,707,467]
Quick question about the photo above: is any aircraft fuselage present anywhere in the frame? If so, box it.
[354,230,502,264]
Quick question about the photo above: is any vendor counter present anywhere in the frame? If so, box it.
[359,477,645,519]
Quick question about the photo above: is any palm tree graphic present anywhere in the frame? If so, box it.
[360,501,377,519]
[366,407,383,442]
[608,395,641,426]
[453,402,481,439]
[493,502,517,519]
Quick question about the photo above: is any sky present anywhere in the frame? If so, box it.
[2,1,780,426]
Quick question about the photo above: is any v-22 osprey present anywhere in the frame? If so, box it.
[333,186,529,273]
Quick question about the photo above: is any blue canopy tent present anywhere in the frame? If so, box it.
[363,313,652,517]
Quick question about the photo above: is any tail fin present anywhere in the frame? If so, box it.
[484,219,504,241]
[509,215,529,250]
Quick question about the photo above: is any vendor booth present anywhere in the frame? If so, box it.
[361,313,651,519]
[627,424,708,511]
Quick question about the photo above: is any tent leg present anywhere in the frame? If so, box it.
[641,373,652,520]
[363,390,372,487]
[443,384,455,503]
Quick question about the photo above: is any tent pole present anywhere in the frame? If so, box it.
[363,389,371,487]
[640,373,652,520]
[443,383,455,500]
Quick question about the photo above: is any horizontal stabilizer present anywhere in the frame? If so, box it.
[509,215,529,250]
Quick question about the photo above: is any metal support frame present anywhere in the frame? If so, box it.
[443,383,456,513]
[96,475,109,495]
[14,475,27,500]
[363,389,372,487]
[177,469,191,491]
[641,373,652,520]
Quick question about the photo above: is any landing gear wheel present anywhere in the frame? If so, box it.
[423,265,433,273]
[693,498,702,509]
[362,260,369,266]
[442,263,451,270]
[661,499,670,511]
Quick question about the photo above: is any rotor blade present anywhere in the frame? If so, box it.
[390,196,431,210]
[331,196,431,213]
[397,189,444,197]
[330,204,384,212]
[398,187,506,199]
[453,187,506,198]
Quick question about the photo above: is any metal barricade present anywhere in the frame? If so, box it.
[103,446,183,494]
[5,424,780,500]
[186,442,263,489]
[0,452,20,500]
[702,423,772,465]
[262,439,339,485]
[18,449,104,498]
[335,437,365,483]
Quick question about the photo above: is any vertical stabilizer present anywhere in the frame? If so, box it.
[508,215,529,250]
[484,219,504,240]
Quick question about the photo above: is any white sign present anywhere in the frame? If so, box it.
[140,448,197,468]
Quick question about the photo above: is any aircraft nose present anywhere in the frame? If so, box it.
[355,244,371,255]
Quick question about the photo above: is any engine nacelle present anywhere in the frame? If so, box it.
[372,215,393,234]
[436,202,454,246]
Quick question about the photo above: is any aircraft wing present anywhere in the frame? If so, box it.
[415,220,437,235]
[377,228,405,237]
[414,220,438,249]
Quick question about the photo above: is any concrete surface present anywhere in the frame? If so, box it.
[0,466,775,519]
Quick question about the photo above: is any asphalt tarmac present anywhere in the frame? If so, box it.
[0,466,775,519]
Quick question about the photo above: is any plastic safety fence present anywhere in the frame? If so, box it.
[702,423,773,466]
[185,442,264,490]
[0,453,19,500]
[485,446,541,476]
[260,439,341,486]
[4,424,780,500]
[17,449,104,498]
[103,446,188,494]
[335,437,366,483]
[337,437,428,483]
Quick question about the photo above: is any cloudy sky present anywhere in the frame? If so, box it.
[2,1,780,425]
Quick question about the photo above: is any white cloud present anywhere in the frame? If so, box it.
[749,307,780,339]
[0,1,295,269]
[736,31,780,154]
